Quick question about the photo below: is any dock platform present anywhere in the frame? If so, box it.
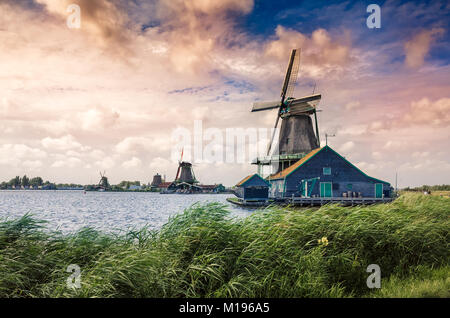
[227,196,394,208]
[286,196,393,206]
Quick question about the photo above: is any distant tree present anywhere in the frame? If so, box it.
[30,177,44,187]
[9,176,21,187]
[21,175,30,187]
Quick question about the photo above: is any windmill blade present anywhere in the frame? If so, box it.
[175,165,181,181]
[285,49,300,98]
[281,49,301,100]
[287,93,322,115]
[251,100,282,112]
[266,114,281,156]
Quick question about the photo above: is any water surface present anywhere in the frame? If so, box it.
[0,191,252,233]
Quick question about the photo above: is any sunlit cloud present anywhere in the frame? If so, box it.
[0,0,448,186]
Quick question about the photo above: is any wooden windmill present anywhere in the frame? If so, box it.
[251,49,322,174]
[174,149,197,184]
[98,171,109,190]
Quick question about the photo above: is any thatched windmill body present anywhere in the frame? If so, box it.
[174,149,198,185]
[98,171,109,190]
[252,49,322,174]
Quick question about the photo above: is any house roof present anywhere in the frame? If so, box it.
[200,184,219,189]
[236,175,253,186]
[268,147,323,180]
[267,145,390,184]
[157,182,173,188]
[236,174,270,187]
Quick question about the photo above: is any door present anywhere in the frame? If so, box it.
[320,182,332,198]
[300,180,307,197]
[375,183,383,198]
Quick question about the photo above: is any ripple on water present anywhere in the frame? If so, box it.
[0,191,252,234]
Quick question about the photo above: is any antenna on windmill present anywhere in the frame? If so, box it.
[395,171,398,192]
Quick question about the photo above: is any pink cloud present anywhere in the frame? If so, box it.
[404,28,445,68]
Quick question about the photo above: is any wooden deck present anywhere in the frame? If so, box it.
[227,196,394,208]
[286,196,394,206]
[226,198,270,207]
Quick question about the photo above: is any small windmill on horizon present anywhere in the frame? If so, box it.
[251,48,322,175]
[98,171,109,191]
[174,148,198,185]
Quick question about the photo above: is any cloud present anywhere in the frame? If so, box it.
[122,156,142,169]
[77,106,120,131]
[338,141,355,153]
[0,144,47,167]
[403,97,450,127]
[149,0,254,73]
[35,0,132,56]
[0,1,448,187]
[404,28,444,68]
[115,136,171,155]
[41,135,89,151]
[265,27,353,78]
[345,101,360,111]
[94,157,115,170]
[51,157,82,168]
[23,160,44,169]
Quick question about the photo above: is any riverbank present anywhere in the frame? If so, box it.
[0,193,448,297]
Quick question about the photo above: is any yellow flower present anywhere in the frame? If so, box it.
[319,237,329,246]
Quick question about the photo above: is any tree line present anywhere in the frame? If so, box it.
[0,175,150,191]
[403,184,450,192]
[0,175,83,190]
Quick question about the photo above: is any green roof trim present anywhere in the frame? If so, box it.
[237,173,271,187]
[326,146,390,185]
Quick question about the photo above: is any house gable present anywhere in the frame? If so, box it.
[236,174,270,187]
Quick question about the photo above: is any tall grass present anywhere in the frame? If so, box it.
[0,192,448,298]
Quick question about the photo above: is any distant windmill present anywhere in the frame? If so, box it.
[98,171,109,190]
[174,148,197,184]
[251,48,322,173]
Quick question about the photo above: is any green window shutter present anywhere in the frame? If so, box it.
[320,182,332,197]
[375,183,383,198]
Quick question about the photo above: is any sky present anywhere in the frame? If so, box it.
[0,0,449,187]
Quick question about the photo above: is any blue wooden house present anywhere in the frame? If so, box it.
[267,146,391,199]
[235,174,270,202]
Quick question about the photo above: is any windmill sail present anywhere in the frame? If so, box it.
[251,100,281,112]
[250,48,321,164]
[286,94,321,115]
[266,49,301,155]
[285,49,301,99]
[175,148,183,181]
[281,49,300,100]
[266,113,280,156]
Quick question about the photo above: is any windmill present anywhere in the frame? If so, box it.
[98,171,109,190]
[174,149,197,184]
[251,49,322,174]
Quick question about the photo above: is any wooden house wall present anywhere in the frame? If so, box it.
[270,147,390,198]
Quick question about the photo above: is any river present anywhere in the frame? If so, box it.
[0,190,252,234]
